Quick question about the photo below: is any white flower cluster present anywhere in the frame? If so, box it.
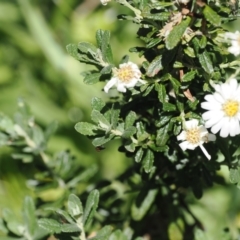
[104,62,145,93]
[177,119,216,160]
[178,79,240,159]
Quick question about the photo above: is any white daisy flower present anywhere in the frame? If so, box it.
[104,62,145,93]
[225,31,240,56]
[177,119,216,160]
[201,78,240,138]
[100,0,111,5]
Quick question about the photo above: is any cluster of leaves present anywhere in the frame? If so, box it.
[65,0,240,238]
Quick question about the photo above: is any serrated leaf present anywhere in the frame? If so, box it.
[23,196,37,238]
[68,194,83,218]
[75,122,98,136]
[91,110,111,130]
[38,218,61,234]
[124,141,136,152]
[198,51,214,74]
[203,5,221,26]
[229,168,240,183]
[155,83,166,103]
[135,148,144,163]
[131,188,158,220]
[142,149,154,173]
[91,97,105,111]
[182,70,196,82]
[83,73,101,85]
[92,135,114,146]
[166,16,191,50]
[83,190,99,228]
[61,224,81,233]
[122,126,136,138]
[146,55,163,77]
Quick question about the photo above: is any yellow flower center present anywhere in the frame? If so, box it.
[116,65,135,83]
[222,100,239,117]
[186,128,201,144]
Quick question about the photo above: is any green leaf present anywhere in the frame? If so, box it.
[163,102,176,112]
[199,36,207,49]
[203,5,221,26]
[142,149,154,173]
[83,73,101,85]
[66,43,81,61]
[92,135,114,147]
[110,108,120,129]
[131,189,158,220]
[55,209,75,224]
[91,97,105,111]
[75,122,98,136]
[78,42,98,54]
[146,55,163,77]
[182,70,197,82]
[110,230,128,240]
[125,111,137,128]
[61,223,81,233]
[91,225,113,240]
[122,126,136,139]
[169,77,181,93]
[166,17,191,50]
[91,110,111,130]
[155,83,166,103]
[135,148,144,163]
[68,194,83,218]
[67,164,98,187]
[96,30,113,64]
[124,141,136,152]
[44,121,58,140]
[38,218,61,234]
[229,168,240,183]
[156,124,169,146]
[198,51,214,74]
[23,196,37,238]
[83,190,99,227]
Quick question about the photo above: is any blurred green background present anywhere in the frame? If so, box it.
[1,0,240,239]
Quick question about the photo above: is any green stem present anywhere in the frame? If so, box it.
[116,0,142,22]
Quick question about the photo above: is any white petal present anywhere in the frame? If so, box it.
[199,144,211,160]
[177,131,186,141]
[219,118,231,137]
[201,101,221,111]
[229,118,240,137]
[203,112,224,128]
[210,117,227,134]
[185,119,198,129]
[104,78,117,93]
[117,82,127,92]
[179,141,189,151]
[124,78,138,88]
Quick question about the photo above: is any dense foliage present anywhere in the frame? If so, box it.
[1,0,240,239]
